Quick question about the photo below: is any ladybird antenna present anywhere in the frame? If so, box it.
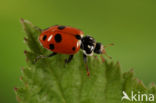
[100,55,105,62]
[85,63,90,76]
[34,52,57,64]
[101,43,114,59]
[105,53,112,59]
[101,51,112,59]
[104,43,114,48]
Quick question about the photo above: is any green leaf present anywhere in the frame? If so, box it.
[15,19,156,103]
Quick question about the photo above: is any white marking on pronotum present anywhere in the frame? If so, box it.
[77,40,81,48]
[48,35,53,42]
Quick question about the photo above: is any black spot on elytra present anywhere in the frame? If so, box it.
[75,34,81,40]
[58,26,66,30]
[72,47,76,51]
[42,35,47,41]
[49,44,54,50]
[55,34,62,43]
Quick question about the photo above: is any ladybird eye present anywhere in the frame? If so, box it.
[42,35,47,41]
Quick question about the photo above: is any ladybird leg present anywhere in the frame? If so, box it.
[65,55,74,64]
[83,54,90,76]
[34,52,57,63]
[47,52,57,57]
[100,55,105,63]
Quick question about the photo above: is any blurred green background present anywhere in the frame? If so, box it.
[0,0,156,103]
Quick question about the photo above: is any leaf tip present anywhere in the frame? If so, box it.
[116,61,120,67]
[20,18,24,23]
[21,67,24,71]
[20,76,23,81]
[152,82,155,86]
[24,50,28,54]
[130,68,134,73]
[14,87,18,92]
[24,37,28,43]
[151,82,156,88]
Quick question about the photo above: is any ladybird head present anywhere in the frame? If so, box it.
[94,42,105,54]
[96,43,114,59]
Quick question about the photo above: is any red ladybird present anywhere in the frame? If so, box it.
[39,25,83,54]
[35,25,113,76]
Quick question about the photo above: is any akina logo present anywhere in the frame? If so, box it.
[121,91,154,102]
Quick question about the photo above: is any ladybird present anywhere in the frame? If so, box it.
[35,25,113,76]
[39,25,83,55]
